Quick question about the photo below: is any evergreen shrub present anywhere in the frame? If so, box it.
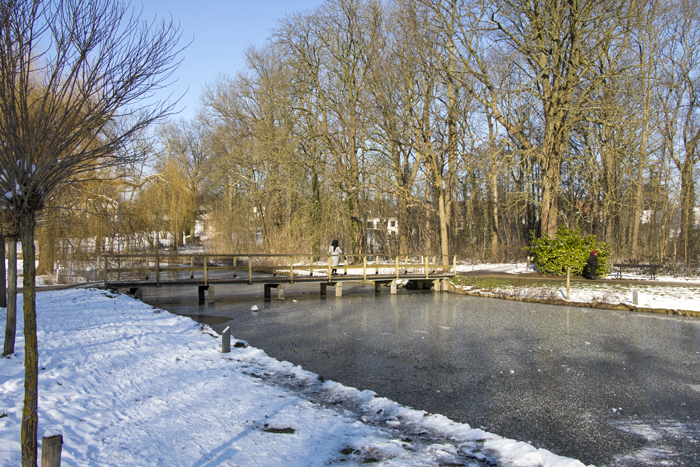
[526,227,610,277]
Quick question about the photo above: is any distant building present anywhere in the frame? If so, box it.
[367,217,398,253]
[368,217,398,234]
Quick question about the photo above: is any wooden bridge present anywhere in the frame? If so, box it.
[100,253,457,302]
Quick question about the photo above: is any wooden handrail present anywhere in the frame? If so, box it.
[99,253,457,286]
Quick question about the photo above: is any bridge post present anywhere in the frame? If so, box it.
[375,281,381,293]
[320,281,342,297]
[155,253,160,287]
[198,285,215,304]
[264,284,285,300]
[335,281,342,297]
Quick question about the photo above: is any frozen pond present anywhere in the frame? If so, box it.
[144,285,700,466]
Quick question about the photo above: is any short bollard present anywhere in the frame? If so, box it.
[222,326,231,353]
[633,290,639,305]
[41,432,62,467]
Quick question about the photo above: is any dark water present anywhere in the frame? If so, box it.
[143,285,700,466]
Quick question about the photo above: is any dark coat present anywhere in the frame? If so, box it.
[587,253,598,279]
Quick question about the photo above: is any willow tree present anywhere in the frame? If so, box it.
[0,0,183,464]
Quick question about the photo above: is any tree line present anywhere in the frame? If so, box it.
[33,0,700,273]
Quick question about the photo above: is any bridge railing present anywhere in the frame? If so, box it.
[99,253,457,287]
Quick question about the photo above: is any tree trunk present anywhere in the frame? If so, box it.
[491,169,500,260]
[539,156,560,238]
[310,170,321,256]
[438,185,449,261]
[37,223,55,276]
[488,110,500,259]
[632,61,652,260]
[425,175,433,255]
[446,8,457,262]
[679,159,695,269]
[3,238,17,357]
[20,211,38,467]
[0,236,5,308]
[398,196,410,256]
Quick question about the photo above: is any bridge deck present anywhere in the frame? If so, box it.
[106,272,454,289]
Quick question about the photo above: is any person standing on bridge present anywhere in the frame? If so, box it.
[586,250,598,280]
[329,239,343,275]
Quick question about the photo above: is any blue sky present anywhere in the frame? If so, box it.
[141,1,326,120]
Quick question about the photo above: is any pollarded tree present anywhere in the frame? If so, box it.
[0,1,183,464]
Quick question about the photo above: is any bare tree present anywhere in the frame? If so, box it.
[0,1,183,464]
[275,0,383,254]
[367,0,430,255]
[658,0,700,268]
[426,0,636,238]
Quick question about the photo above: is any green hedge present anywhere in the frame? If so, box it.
[526,227,610,277]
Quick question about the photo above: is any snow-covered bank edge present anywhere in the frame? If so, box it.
[0,288,591,466]
[451,285,700,318]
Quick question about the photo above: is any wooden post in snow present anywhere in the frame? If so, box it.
[41,432,62,467]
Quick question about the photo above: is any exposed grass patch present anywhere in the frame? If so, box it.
[261,426,295,434]
[450,276,566,291]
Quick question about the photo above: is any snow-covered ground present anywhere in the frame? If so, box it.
[452,262,700,313]
[0,288,594,466]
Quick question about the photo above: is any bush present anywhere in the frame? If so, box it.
[526,227,610,277]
